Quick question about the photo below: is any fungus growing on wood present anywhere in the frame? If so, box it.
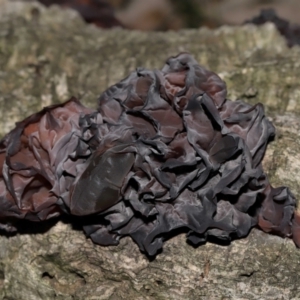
[0,53,298,256]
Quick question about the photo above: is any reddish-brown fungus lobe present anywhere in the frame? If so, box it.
[0,53,298,256]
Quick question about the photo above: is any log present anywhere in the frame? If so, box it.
[0,0,299,299]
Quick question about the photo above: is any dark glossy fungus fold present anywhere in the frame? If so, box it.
[0,53,299,256]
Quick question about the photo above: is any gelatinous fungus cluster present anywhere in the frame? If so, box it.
[0,53,299,256]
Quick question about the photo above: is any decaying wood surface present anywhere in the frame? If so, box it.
[0,0,300,299]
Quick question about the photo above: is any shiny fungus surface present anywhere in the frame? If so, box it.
[0,53,298,256]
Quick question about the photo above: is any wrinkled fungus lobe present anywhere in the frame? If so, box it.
[0,53,299,256]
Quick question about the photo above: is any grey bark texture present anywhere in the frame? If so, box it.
[0,0,300,299]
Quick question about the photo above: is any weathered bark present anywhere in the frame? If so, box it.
[0,0,300,299]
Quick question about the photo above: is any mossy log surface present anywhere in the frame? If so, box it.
[0,1,300,299]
